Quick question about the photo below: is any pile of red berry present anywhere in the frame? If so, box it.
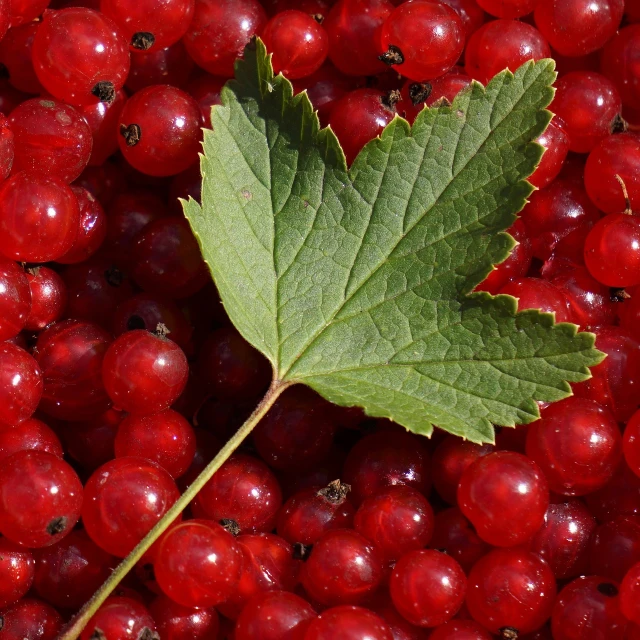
[0,0,640,638]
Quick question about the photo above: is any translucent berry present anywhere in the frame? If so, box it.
[102,329,189,414]
[534,0,624,57]
[620,561,640,626]
[183,0,267,77]
[499,277,573,323]
[32,8,130,106]
[589,515,640,583]
[301,528,384,606]
[118,85,203,177]
[601,24,640,112]
[0,450,83,548]
[457,451,549,547]
[79,88,127,166]
[467,548,557,635]
[149,594,220,640]
[476,0,536,18]
[304,605,393,640]
[262,10,329,79]
[0,172,80,262]
[0,260,29,343]
[390,549,466,627]
[154,520,243,608]
[83,456,180,558]
[0,418,62,463]
[80,596,157,640]
[378,0,465,81]
[0,23,41,95]
[0,537,35,608]
[0,343,43,428]
[8,98,93,183]
[529,119,570,188]
[0,598,62,640]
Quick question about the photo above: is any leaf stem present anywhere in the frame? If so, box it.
[57,379,291,640]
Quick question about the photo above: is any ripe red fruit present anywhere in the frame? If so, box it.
[0,537,35,608]
[80,596,157,640]
[0,343,43,428]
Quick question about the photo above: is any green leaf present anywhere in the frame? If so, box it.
[183,39,603,444]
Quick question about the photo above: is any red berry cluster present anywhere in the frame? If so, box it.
[0,0,639,639]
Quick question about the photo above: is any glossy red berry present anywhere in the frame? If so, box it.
[585,461,640,523]
[33,529,116,610]
[83,457,180,558]
[378,0,465,81]
[329,88,397,165]
[114,409,196,479]
[277,481,355,545]
[467,548,556,636]
[0,112,14,181]
[527,500,597,580]
[100,0,194,51]
[476,0,535,18]
[343,429,431,506]
[0,598,62,640]
[589,515,640,583]
[324,0,394,77]
[534,0,624,57]
[458,451,549,547]
[126,42,194,93]
[102,329,189,414]
[34,319,112,421]
[0,172,80,262]
[390,549,466,627]
[304,605,393,640]
[601,24,640,112]
[80,596,157,640]
[529,119,570,189]
[354,485,434,562]
[624,410,640,478]
[118,85,203,177]
[33,8,130,106]
[192,453,282,533]
[130,216,209,299]
[149,594,219,640]
[428,619,493,640]
[183,0,267,77]
[0,537,35,608]
[0,418,62,463]
[551,577,628,640]
[465,20,550,85]
[585,133,640,214]
[0,450,82,548]
[9,0,48,27]
[620,561,640,626]
[9,98,93,183]
[0,343,43,428]
[499,277,573,323]
[301,528,384,606]
[154,520,243,608]
[525,397,622,496]
[0,260,29,343]
[235,591,315,640]
[262,10,329,79]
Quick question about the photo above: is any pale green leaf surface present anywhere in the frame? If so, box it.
[183,40,603,443]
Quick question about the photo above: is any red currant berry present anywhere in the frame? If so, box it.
[262,10,329,80]
[10,0,48,27]
[83,457,180,558]
[585,461,640,523]
[0,343,42,428]
[192,453,282,533]
[9,98,92,183]
[0,23,42,94]
[467,548,557,636]
[118,85,203,177]
[149,594,219,640]
[0,418,62,463]
[465,20,550,85]
[439,0,486,40]
[499,277,573,323]
[183,0,267,78]
[431,435,494,505]
[304,605,393,640]
[378,0,465,81]
[102,329,189,414]
[32,7,130,106]
[620,561,640,626]
[585,133,640,215]
[525,397,622,496]
[0,450,83,548]
[126,42,194,93]
[589,515,640,583]
[100,0,194,51]
[80,596,157,640]
[429,619,493,640]
[601,24,640,111]
[527,500,597,580]
[343,429,431,506]
[534,0,624,57]
[390,549,466,627]
[235,591,315,640]
[154,520,243,608]
[458,451,549,547]
[32,529,116,610]
[0,598,62,640]
[529,119,570,189]
[329,88,397,165]
[476,0,535,18]
[0,260,29,342]
[301,528,384,606]
[0,537,35,608]
[114,409,196,479]
[0,172,80,262]
[429,507,491,573]
[324,0,394,77]
[624,410,640,478]
[551,576,628,639]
